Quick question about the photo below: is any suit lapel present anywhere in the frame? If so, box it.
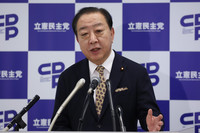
[89,96,99,120]
[76,59,99,121]
[99,52,126,119]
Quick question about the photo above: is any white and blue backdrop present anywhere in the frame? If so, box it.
[0,0,200,132]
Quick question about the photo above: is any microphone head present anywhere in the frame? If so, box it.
[26,95,40,110]
[106,79,110,83]
[77,78,85,88]
[105,79,112,91]
[90,77,100,90]
[116,105,123,116]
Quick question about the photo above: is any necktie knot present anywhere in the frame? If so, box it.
[96,66,105,82]
[96,66,105,74]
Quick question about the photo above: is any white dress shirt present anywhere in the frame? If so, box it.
[89,50,115,102]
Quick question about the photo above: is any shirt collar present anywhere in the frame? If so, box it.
[89,50,115,75]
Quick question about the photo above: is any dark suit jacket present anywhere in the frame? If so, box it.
[51,51,162,131]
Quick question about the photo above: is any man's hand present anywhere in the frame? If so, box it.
[146,109,164,132]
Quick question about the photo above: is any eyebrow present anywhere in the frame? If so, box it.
[78,22,104,32]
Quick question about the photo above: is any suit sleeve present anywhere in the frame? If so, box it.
[136,67,162,131]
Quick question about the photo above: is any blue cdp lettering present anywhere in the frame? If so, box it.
[180,112,200,133]
[0,14,18,40]
[0,110,17,130]
[180,13,200,40]
[38,62,65,88]
[141,62,160,86]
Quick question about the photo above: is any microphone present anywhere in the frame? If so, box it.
[48,78,85,131]
[3,95,40,131]
[77,77,100,131]
[106,79,116,131]
[116,105,126,132]
[87,77,100,94]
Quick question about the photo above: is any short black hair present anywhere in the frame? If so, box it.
[72,7,113,36]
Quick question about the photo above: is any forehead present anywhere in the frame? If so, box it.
[77,12,107,29]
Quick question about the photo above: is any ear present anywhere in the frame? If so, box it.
[111,27,115,41]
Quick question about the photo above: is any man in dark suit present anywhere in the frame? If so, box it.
[51,7,164,131]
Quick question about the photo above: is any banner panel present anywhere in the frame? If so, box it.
[123,3,169,51]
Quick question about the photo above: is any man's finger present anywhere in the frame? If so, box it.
[158,114,163,121]
[148,109,153,117]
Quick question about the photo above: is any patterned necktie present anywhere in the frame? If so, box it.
[95,66,106,116]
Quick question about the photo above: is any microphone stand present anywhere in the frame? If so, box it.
[3,95,40,132]
[116,106,126,132]
[48,78,85,131]
[77,91,94,131]
[106,79,116,131]
[77,77,100,131]
[6,114,26,131]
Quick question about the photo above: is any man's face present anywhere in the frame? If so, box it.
[76,12,114,65]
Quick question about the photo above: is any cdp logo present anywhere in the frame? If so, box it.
[180,112,200,133]
[0,14,19,40]
[180,13,200,40]
[141,62,159,86]
[0,110,17,130]
[38,62,65,88]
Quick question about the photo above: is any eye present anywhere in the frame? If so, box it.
[81,33,88,37]
[97,30,102,32]
[96,29,103,34]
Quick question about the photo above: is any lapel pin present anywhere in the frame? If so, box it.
[120,67,124,71]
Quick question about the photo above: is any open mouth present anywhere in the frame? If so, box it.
[91,48,100,52]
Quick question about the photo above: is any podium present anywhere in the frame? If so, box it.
[0,131,190,133]
[0,127,194,133]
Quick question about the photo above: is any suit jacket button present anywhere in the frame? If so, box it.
[97,124,101,128]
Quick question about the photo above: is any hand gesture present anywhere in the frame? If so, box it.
[146,109,164,132]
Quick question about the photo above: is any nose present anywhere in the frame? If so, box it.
[89,32,98,44]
